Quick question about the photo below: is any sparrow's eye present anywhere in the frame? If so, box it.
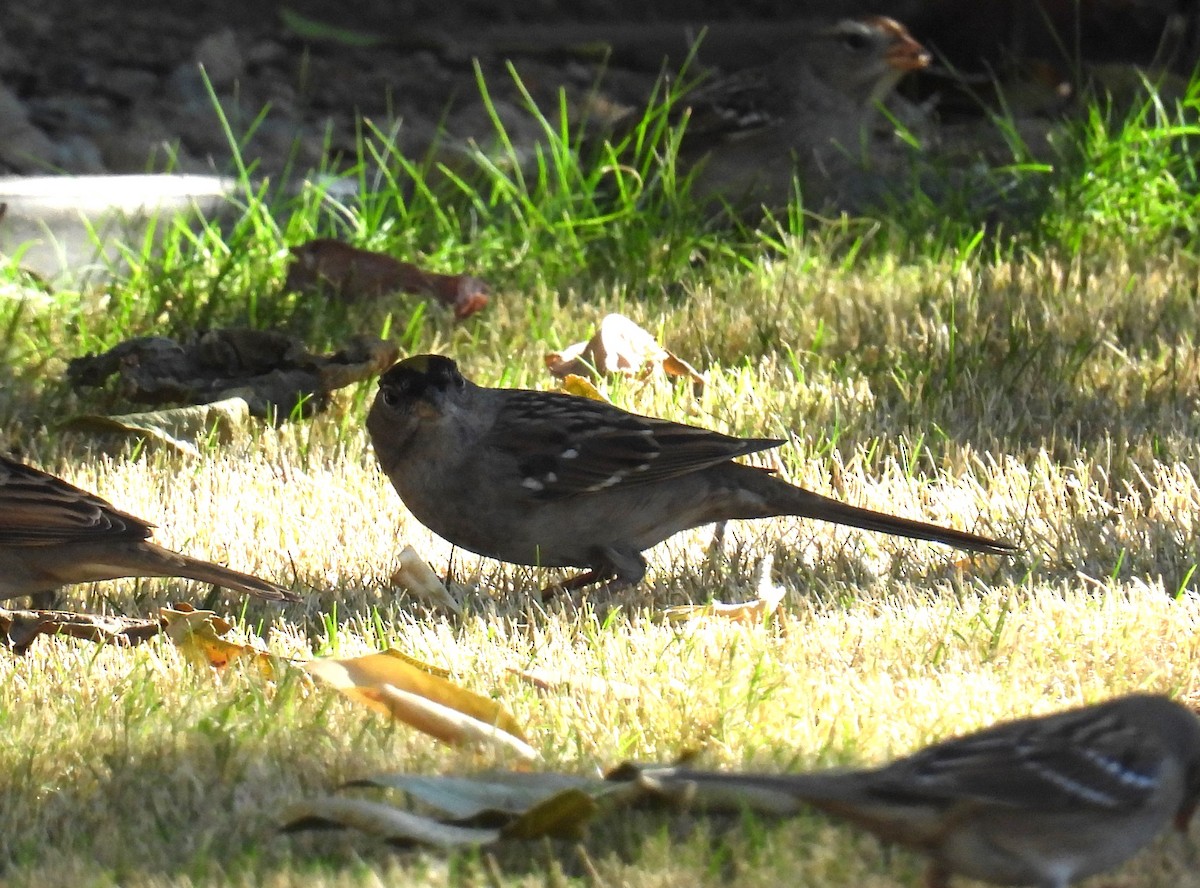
[383,373,415,402]
[840,31,870,52]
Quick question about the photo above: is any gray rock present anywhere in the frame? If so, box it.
[0,84,56,172]
[194,29,244,91]
[164,63,209,107]
[51,134,108,174]
[105,67,162,104]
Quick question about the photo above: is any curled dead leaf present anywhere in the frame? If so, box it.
[67,329,398,419]
[305,649,534,759]
[0,607,162,654]
[160,603,277,675]
[545,314,704,389]
[284,770,637,848]
[558,374,609,402]
[281,796,501,846]
[345,772,600,821]
[375,684,537,760]
[61,397,251,456]
[660,556,786,624]
[390,545,462,614]
[285,238,490,319]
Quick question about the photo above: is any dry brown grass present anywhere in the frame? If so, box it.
[2,238,1200,886]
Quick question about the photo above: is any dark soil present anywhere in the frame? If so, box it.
[1,2,1193,179]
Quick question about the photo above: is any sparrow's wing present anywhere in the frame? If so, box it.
[0,456,153,545]
[871,702,1167,813]
[488,390,782,500]
[681,67,787,140]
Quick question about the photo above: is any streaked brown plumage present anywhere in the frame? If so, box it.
[0,454,297,602]
[676,16,931,209]
[622,693,1200,888]
[367,355,1013,593]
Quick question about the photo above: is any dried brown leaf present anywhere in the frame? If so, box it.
[0,607,162,654]
[660,556,786,624]
[545,314,704,389]
[280,796,501,846]
[285,238,490,319]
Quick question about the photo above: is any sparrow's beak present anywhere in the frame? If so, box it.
[886,36,931,73]
[414,399,444,420]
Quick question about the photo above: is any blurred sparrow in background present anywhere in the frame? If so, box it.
[0,454,297,603]
[623,693,1200,888]
[674,16,931,210]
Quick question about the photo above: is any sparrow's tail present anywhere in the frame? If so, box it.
[784,485,1015,555]
[165,547,300,602]
[726,465,1016,556]
[613,765,867,812]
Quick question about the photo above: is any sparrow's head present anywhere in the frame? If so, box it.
[809,16,930,107]
[377,355,466,406]
[1107,694,1200,833]
[368,355,469,458]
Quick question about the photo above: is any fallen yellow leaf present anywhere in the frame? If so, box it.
[306,649,535,759]
[390,545,462,614]
[160,603,276,675]
[559,374,609,402]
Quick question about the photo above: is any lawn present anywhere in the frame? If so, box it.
[1,70,1200,887]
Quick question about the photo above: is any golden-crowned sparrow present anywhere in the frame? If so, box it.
[366,355,1013,592]
[0,454,297,602]
[622,693,1200,888]
[676,16,931,209]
